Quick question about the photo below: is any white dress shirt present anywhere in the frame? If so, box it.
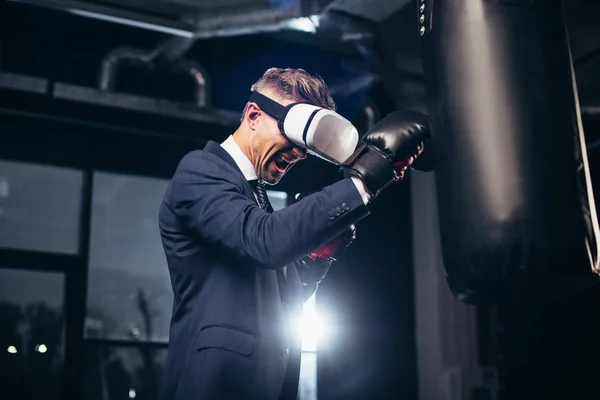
[220,135,258,181]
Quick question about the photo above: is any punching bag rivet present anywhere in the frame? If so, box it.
[420,4,425,12]
[420,26,426,36]
[420,14,425,23]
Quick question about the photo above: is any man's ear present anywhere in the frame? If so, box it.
[245,102,261,131]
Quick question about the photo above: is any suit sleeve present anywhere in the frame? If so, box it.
[163,151,369,269]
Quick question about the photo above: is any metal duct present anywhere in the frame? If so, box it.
[98,46,210,108]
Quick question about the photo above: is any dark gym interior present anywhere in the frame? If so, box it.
[1,0,600,399]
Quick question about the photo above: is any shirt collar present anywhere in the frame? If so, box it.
[220,135,258,181]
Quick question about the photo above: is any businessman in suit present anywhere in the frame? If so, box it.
[158,67,431,400]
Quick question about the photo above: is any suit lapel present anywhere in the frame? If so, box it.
[203,141,257,201]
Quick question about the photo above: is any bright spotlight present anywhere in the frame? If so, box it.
[129,389,136,399]
[35,344,48,354]
[285,17,317,34]
[294,295,331,351]
[7,345,17,354]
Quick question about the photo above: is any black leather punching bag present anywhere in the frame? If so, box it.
[419,0,600,305]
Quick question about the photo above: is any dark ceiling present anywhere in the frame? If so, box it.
[1,0,600,189]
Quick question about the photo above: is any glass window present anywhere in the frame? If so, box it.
[83,344,167,400]
[0,267,66,400]
[267,190,288,211]
[86,172,171,342]
[0,160,83,254]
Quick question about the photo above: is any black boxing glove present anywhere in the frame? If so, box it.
[342,110,432,198]
[307,223,356,262]
[294,224,356,285]
[293,191,357,285]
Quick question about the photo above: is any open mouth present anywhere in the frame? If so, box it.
[273,154,294,172]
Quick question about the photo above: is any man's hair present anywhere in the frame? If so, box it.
[242,67,336,121]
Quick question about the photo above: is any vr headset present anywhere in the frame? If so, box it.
[248,91,359,165]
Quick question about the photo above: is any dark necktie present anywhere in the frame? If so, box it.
[249,179,290,304]
[251,180,274,213]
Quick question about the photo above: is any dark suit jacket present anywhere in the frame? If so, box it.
[158,141,369,400]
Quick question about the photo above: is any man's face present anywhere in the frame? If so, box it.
[250,93,307,185]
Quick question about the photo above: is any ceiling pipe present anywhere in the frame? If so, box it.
[98,46,210,108]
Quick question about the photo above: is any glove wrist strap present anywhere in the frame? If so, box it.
[342,144,399,198]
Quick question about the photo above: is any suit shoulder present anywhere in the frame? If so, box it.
[178,149,222,166]
[175,149,234,174]
[174,149,246,190]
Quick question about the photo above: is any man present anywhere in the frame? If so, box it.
[158,68,430,400]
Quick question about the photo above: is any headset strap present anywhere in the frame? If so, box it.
[248,91,290,122]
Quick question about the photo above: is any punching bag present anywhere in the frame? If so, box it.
[419,0,600,305]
